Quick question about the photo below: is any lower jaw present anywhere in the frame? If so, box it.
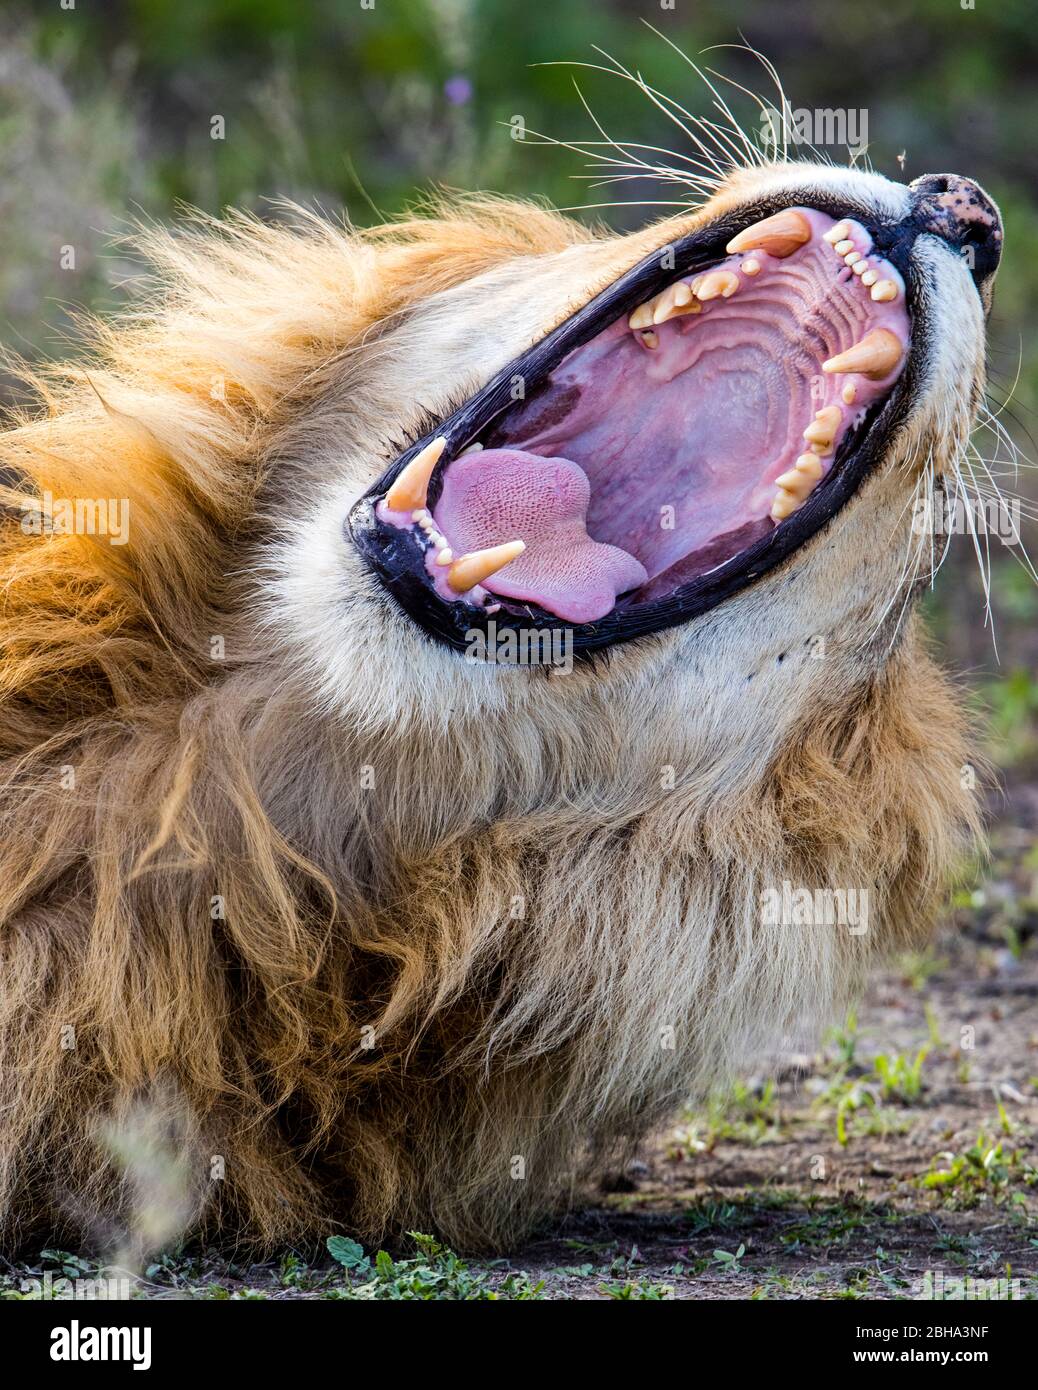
[350,203,915,655]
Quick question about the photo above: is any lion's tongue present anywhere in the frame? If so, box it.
[433,448,647,624]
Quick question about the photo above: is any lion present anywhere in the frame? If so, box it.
[0,147,1002,1253]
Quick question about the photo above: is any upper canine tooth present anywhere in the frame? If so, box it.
[628,302,655,331]
[726,209,812,259]
[386,436,447,511]
[870,279,898,302]
[447,540,526,594]
[692,270,739,301]
[822,329,903,380]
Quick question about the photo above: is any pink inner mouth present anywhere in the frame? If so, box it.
[381,208,911,624]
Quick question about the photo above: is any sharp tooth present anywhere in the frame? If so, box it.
[822,329,903,380]
[692,270,740,301]
[803,405,843,446]
[795,453,824,480]
[447,540,526,594]
[860,269,878,287]
[870,279,898,302]
[726,209,812,259]
[459,442,484,457]
[386,436,447,512]
[834,239,855,255]
[628,302,655,331]
[742,257,762,276]
[823,221,851,245]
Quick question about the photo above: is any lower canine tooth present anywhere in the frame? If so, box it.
[386,436,447,512]
[726,209,812,259]
[693,270,739,301]
[823,328,903,380]
[447,540,526,594]
[870,279,898,302]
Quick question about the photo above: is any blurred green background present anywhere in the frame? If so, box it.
[1,0,1036,765]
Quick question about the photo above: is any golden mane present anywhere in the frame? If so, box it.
[0,195,979,1253]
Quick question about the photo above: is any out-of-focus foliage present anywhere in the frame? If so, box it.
[1,0,1037,711]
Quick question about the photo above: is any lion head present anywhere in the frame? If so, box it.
[0,155,998,1250]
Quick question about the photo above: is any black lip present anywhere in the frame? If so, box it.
[347,191,921,657]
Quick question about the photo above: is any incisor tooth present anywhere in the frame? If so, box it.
[834,239,855,255]
[842,382,857,404]
[803,405,843,446]
[435,548,454,566]
[726,209,812,259]
[776,469,811,496]
[386,436,447,511]
[628,302,655,331]
[822,329,903,380]
[860,269,878,287]
[852,260,869,275]
[823,221,851,245]
[447,540,526,594]
[693,270,739,301]
[652,281,697,324]
[770,489,800,520]
[870,279,898,302]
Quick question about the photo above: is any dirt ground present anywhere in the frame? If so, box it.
[3,798,1036,1302]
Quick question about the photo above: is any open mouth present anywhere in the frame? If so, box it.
[349,202,915,656]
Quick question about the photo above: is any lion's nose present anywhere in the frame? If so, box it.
[909,173,1003,287]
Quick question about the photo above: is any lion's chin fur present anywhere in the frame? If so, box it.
[0,189,980,1254]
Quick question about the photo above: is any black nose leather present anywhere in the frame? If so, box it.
[909,173,1003,287]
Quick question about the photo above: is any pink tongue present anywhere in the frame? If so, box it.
[434,449,647,623]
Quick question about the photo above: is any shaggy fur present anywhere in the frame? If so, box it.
[0,171,983,1253]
